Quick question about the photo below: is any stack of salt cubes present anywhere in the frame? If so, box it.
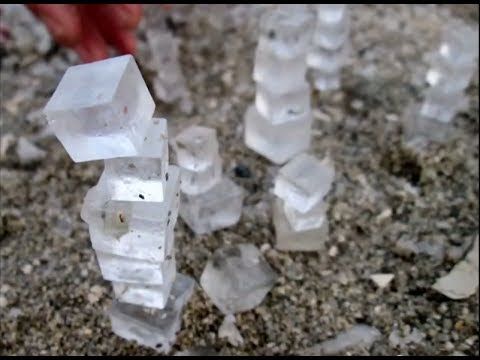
[43,55,194,353]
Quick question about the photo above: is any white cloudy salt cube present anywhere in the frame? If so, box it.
[311,69,341,91]
[108,273,195,353]
[437,19,479,67]
[307,48,345,74]
[179,178,245,235]
[102,117,169,203]
[420,89,468,124]
[82,167,180,261]
[273,198,329,251]
[283,198,328,232]
[253,45,308,94]
[180,154,222,195]
[316,4,348,25]
[274,153,335,213]
[96,251,176,285]
[172,125,219,172]
[43,55,154,162]
[112,265,177,309]
[258,5,313,59]
[244,105,311,165]
[200,243,277,314]
[255,81,310,124]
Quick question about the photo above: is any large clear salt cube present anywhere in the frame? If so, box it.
[244,105,311,165]
[200,243,277,314]
[172,126,219,172]
[273,198,329,251]
[253,45,307,93]
[274,153,335,213]
[255,81,310,124]
[112,264,177,309]
[180,154,222,195]
[307,47,345,74]
[108,273,195,353]
[311,69,341,91]
[316,4,348,24]
[43,55,154,162]
[179,178,245,235]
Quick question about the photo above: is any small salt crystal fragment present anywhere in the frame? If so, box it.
[16,137,46,164]
[218,314,244,346]
[432,236,479,299]
[299,324,381,355]
[370,274,394,289]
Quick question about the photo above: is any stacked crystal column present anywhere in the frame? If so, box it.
[405,19,479,144]
[273,153,335,251]
[172,125,245,235]
[43,55,194,353]
[307,4,350,91]
[244,4,314,165]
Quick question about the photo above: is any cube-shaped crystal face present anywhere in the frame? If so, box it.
[254,46,308,93]
[439,19,479,66]
[43,55,155,162]
[172,126,219,171]
[307,47,345,74]
[180,154,222,195]
[316,4,348,24]
[255,81,310,124]
[274,153,335,213]
[179,178,245,235]
[283,199,327,232]
[244,105,312,165]
[200,244,277,314]
[258,5,313,59]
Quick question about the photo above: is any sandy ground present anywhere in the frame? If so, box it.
[0,4,478,356]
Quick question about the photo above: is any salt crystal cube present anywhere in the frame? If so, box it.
[43,55,154,162]
[200,243,277,314]
[274,153,335,213]
[255,81,310,124]
[81,167,180,261]
[112,265,177,309]
[258,5,313,59]
[96,251,176,285]
[180,154,222,195]
[244,105,311,165]
[179,178,245,235]
[172,126,219,172]
[283,198,328,232]
[253,45,308,93]
[273,198,329,251]
[108,273,195,353]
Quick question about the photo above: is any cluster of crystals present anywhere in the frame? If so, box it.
[405,19,479,144]
[43,55,194,353]
[307,4,350,91]
[244,4,314,165]
[273,153,335,251]
[142,5,193,113]
[172,126,245,235]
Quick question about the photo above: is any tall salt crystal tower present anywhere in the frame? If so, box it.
[307,4,350,91]
[405,19,479,145]
[273,153,335,251]
[244,4,314,165]
[43,55,194,353]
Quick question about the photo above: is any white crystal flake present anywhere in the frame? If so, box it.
[43,55,155,162]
